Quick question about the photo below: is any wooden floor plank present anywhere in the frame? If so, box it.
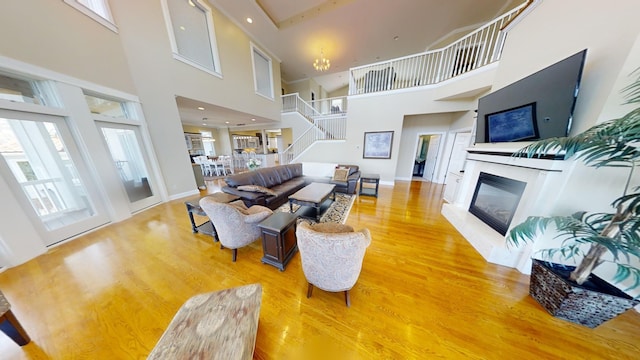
[0,180,638,359]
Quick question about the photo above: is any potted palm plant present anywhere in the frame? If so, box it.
[508,75,640,328]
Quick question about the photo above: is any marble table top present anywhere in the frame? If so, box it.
[148,283,262,360]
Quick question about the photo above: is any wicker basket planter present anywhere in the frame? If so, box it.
[529,259,640,328]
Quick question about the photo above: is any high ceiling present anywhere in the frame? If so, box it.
[179,0,521,128]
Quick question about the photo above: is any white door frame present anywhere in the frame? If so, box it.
[441,127,473,184]
[412,131,447,183]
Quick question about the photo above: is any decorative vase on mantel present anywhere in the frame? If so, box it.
[529,259,640,328]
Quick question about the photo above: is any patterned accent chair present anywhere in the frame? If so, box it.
[0,290,30,346]
[199,198,273,262]
[296,222,371,307]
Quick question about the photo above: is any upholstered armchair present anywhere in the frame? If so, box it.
[0,290,30,346]
[199,198,273,262]
[296,222,371,307]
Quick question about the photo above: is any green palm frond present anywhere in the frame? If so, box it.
[508,212,640,263]
[507,213,592,248]
[613,192,640,215]
[613,264,640,293]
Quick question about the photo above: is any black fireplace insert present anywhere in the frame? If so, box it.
[469,172,526,235]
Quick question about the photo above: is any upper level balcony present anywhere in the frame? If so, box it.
[348,3,527,96]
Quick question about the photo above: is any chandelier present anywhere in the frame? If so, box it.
[313,50,330,72]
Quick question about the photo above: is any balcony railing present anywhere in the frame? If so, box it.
[309,96,348,115]
[349,3,526,95]
[282,93,319,122]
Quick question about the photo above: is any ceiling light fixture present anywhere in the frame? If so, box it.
[197,106,205,110]
[246,17,253,24]
[313,49,330,72]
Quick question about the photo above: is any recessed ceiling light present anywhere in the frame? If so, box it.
[251,118,256,121]
[225,121,230,124]
[246,17,253,24]
[394,36,399,41]
[202,123,206,125]
[197,107,205,110]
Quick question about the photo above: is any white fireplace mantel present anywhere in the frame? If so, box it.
[442,150,574,274]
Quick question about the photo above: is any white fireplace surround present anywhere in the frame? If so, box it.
[442,148,573,274]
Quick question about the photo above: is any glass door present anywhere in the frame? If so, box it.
[0,109,109,245]
[97,122,160,212]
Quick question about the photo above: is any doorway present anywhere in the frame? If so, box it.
[413,133,442,182]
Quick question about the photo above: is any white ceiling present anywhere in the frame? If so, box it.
[179,0,521,128]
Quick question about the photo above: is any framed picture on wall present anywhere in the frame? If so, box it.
[363,131,394,159]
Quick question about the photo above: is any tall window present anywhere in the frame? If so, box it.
[251,44,274,100]
[200,131,216,156]
[64,0,117,32]
[163,0,221,75]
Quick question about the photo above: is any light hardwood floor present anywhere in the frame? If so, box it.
[0,180,638,359]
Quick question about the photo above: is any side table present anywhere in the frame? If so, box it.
[185,192,240,241]
[258,212,298,271]
[359,173,380,197]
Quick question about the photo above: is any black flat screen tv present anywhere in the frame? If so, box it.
[486,102,538,142]
[475,49,587,143]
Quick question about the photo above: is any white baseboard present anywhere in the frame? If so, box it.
[169,189,199,201]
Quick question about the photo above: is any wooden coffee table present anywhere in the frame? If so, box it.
[288,182,336,221]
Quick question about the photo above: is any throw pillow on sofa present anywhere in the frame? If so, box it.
[237,185,277,196]
[332,167,350,182]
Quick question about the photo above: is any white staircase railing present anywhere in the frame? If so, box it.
[349,3,526,95]
[310,96,348,115]
[282,93,320,122]
[279,114,347,164]
[280,93,348,164]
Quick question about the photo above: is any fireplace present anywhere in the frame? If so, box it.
[469,172,526,235]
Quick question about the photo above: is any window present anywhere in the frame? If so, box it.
[63,0,117,32]
[0,73,59,107]
[200,131,216,156]
[251,44,274,99]
[163,0,221,75]
[84,93,131,118]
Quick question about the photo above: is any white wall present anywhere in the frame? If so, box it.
[599,33,640,122]
[493,0,640,135]
[0,1,136,94]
